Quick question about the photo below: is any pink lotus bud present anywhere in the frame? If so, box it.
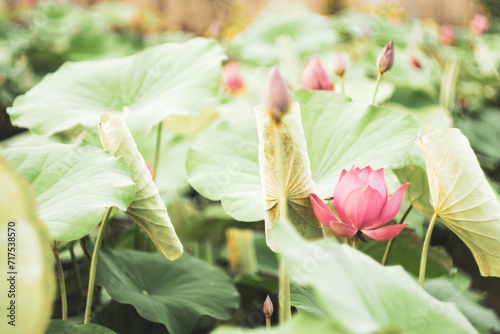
[206,21,223,38]
[409,54,422,70]
[332,52,346,77]
[440,24,455,46]
[145,162,154,177]
[263,67,291,123]
[469,14,489,36]
[310,166,409,242]
[301,57,334,91]
[222,61,245,95]
[376,40,394,73]
[263,295,274,317]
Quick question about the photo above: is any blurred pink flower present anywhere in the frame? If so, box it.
[302,57,334,91]
[440,24,456,46]
[310,166,409,241]
[409,54,422,70]
[470,14,489,36]
[222,61,245,94]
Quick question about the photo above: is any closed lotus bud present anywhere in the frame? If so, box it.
[301,57,333,91]
[440,24,455,46]
[333,52,346,77]
[263,295,274,317]
[222,61,245,94]
[376,40,394,73]
[470,14,489,36]
[409,54,422,70]
[263,67,291,123]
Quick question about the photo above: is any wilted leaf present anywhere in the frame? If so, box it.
[255,102,323,251]
[0,156,55,334]
[2,143,135,240]
[419,126,500,277]
[99,114,183,260]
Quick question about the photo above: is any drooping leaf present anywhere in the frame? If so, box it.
[255,102,323,251]
[290,283,329,319]
[359,229,453,278]
[187,89,419,222]
[8,38,226,137]
[0,156,55,334]
[383,102,453,128]
[99,114,183,260]
[86,242,239,334]
[2,143,135,240]
[271,219,477,334]
[419,126,500,277]
[46,320,116,334]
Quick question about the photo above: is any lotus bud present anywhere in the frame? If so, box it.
[409,54,422,70]
[333,52,346,78]
[440,24,455,46]
[470,14,489,36]
[263,67,291,124]
[301,57,333,91]
[376,40,394,73]
[263,295,274,318]
[222,61,245,94]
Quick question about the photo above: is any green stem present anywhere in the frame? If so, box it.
[351,237,358,249]
[419,212,438,287]
[69,243,83,302]
[152,121,163,182]
[266,316,271,329]
[53,245,67,321]
[381,204,413,266]
[275,127,291,323]
[371,71,383,105]
[84,207,112,324]
[340,76,345,94]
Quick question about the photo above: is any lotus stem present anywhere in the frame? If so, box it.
[275,127,291,323]
[69,243,83,303]
[351,237,358,249]
[152,121,163,182]
[419,212,438,287]
[371,71,383,105]
[382,204,413,265]
[84,207,112,324]
[340,76,345,94]
[266,316,271,329]
[53,245,67,320]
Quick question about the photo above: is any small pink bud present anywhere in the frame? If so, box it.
[469,14,489,36]
[263,67,291,124]
[301,57,334,91]
[145,162,153,177]
[332,52,346,77]
[376,40,394,73]
[409,54,422,70]
[440,24,455,46]
[206,21,223,38]
[263,295,274,317]
[222,61,245,95]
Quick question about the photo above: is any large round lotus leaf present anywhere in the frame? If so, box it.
[186,89,418,222]
[419,126,500,277]
[2,143,135,241]
[8,38,226,137]
[0,156,55,334]
[46,320,116,334]
[86,243,240,334]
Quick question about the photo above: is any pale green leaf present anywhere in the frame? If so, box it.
[2,143,135,240]
[8,38,226,137]
[99,114,183,260]
[0,156,55,334]
[419,126,500,277]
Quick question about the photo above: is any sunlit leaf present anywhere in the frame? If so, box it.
[419,126,500,277]
[99,114,183,260]
[2,143,135,240]
[0,156,55,334]
[8,38,226,137]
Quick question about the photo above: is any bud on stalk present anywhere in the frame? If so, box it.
[263,295,274,328]
[263,67,291,124]
[376,40,394,74]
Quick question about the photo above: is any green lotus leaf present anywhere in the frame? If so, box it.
[419,126,500,277]
[2,143,135,240]
[46,320,117,334]
[86,243,239,334]
[99,114,183,260]
[186,89,418,222]
[0,156,55,334]
[8,38,226,137]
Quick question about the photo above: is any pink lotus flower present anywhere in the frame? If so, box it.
[310,166,409,241]
[469,14,489,36]
[302,57,334,91]
[440,24,455,46]
[222,61,245,94]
